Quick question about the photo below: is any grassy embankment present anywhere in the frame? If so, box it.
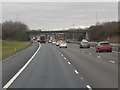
[2,40,31,60]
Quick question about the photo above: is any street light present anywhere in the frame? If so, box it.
[73,24,74,40]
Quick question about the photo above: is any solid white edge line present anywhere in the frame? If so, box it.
[74,70,79,74]
[86,85,92,90]
[3,43,41,88]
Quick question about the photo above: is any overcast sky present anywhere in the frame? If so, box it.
[2,2,118,30]
[1,0,119,2]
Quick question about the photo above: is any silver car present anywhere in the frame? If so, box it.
[59,41,67,48]
[52,40,56,45]
[56,41,60,46]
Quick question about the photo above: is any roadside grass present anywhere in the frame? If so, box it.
[2,40,31,60]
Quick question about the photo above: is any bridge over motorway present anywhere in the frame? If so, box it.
[27,29,89,40]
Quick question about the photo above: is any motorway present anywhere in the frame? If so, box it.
[3,42,118,88]
[57,43,118,88]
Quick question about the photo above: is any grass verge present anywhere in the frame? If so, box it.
[2,40,31,60]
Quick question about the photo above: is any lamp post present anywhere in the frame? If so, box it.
[73,24,74,40]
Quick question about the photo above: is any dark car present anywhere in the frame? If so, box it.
[39,36,46,43]
[96,42,112,52]
[80,39,90,48]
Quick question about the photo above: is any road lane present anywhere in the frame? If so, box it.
[68,43,118,64]
[2,42,39,87]
[9,43,88,88]
[56,43,118,88]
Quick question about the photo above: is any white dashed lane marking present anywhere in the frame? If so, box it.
[81,77,83,79]
[64,57,66,59]
[61,54,63,56]
[82,51,85,53]
[86,85,92,90]
[68,62,71,65]
[97,56,101,58]
[89,53,92,55]
[109,60,115,64]
[74,70,79,74]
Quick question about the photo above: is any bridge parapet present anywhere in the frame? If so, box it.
[27,30,89,40]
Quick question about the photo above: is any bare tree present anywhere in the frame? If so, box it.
[2,21,29,41]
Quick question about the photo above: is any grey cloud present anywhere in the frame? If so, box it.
[2,2,118,30]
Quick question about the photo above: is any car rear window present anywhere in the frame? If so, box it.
[100,43,110,45]
[82,42,88,44]
[61,42,66,44]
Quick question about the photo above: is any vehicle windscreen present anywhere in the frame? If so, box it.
[100,43,110,45]
[82,42,88,44]
[40,36,45,40]
[60,42,66,44]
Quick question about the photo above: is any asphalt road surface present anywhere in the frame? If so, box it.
[56,43,118,88]
[3,43,118,88]
[8,43,89,88]
[2,42,39,87]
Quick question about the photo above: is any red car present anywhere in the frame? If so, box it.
[96,42,112,52]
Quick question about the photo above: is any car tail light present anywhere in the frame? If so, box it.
[100,45,104,47]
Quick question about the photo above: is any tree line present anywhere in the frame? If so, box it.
[62,21,119,42]
[87,21,119,42]
[2,21,29,41]
[3,20,118,42]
